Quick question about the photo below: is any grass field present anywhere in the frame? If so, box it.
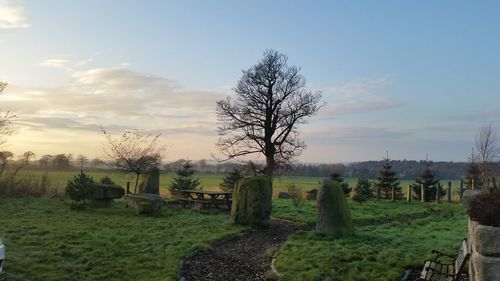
[274,201,467,281]
[17,169,463,199]
[0,196,468,281]
[272,199,446,226]
[0,198,246,281]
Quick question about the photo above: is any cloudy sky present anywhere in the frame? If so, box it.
[0,0,499,163]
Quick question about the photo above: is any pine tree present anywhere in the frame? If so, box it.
[374,154,400,199]
[219,168,244,192]
[169,159,200,195]
[330,171,352,195]
[352,177,372,204]
[411,161,444,202]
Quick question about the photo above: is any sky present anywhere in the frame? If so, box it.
[0,0,499,163]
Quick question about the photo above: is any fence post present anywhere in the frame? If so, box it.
[447,181,452,203]
[421,184,425,203]
[435,185,440,203]
[376,185,381,200]
[391,186,395,201]
[407,185,412,202]
[472,178,475,190]
[126,181,130,194]
[460,180,464,201]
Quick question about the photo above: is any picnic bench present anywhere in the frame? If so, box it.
[417,239,470,281]
[177,190,232,210]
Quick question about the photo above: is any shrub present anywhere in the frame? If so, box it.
[169,160,200,195]
[467,188,500,227]
[352,177,372,205]
[0,170,60,198]
[66,171,95,204]
[288,184,304,206]
[100,175,115,185]
[330,172,352,196]
[219,168,244,192]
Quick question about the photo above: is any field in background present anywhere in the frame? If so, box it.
[17,169,463,198]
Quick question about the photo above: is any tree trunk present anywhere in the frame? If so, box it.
[263,156,275,177]
[134,174,140,193]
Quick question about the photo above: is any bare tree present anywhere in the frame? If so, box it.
[39,154,53,169]
[101,127,166,192]
[76,154,88,169]
[0,82,16,146]
[20,151,36,166]
[216,50,324,176]
[475,123,500,187]
[91,157,105,169]
[0,151,14,173]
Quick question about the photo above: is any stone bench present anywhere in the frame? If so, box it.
[92,184,125,208]
[124,193,164,214]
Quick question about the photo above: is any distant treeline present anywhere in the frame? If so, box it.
[280,161,481,180]
[163,159,498,180]
[10,153,499,180]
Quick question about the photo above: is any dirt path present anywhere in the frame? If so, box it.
[179,219,301,281]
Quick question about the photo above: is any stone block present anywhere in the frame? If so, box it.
[470,221,500,257]
[462,189,486,209]
[124,193,163,214]
[231,176,272,225]
[470,252,500,281]
[278,192,291,199]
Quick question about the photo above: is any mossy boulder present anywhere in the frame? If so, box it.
[316,179,354,236]
[231,176,272,225]
[91,184,125,208]
[138,167,160,195]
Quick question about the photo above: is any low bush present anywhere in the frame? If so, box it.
[0,170,61,198]
[287,184,304,206]
[99,175,115,184]
[467,188,500,226]
[66,171,95,204]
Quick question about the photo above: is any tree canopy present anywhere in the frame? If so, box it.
[216,50,323,176]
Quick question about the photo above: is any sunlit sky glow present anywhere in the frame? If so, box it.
[1,0,499,163]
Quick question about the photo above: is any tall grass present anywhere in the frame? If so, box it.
[0,169,63,198]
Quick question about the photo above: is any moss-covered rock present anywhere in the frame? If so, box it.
[91,184,125,208]
[138,167,160,195]
[231,176,272,225]
[316,179,354,236]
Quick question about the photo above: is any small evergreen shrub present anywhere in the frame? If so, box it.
[352,177,372,205]
[66,171,95,204]
[100,175,115,185]
[467,188,500,227]
[169,159,201,196]
[288,184,304,206]
[330,172,352,196]
[219,168,243,192]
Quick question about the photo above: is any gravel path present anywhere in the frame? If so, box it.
[179,219,301,281]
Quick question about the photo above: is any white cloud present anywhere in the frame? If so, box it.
[322,78,401,116]
[40,59,71,71]
[0,0,28,29]
[6,65,224,135]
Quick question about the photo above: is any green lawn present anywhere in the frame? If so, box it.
[273,200,467,281]
[0,197,468,281]
[272,199,447,226]
[0,198,245,281]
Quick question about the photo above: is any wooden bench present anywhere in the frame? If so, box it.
[177,197,232,210]
[418,239,470,281]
